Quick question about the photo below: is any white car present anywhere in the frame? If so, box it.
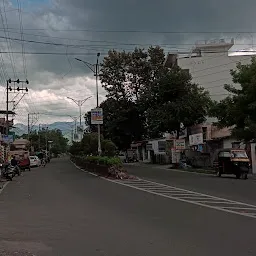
[29,156,41,167]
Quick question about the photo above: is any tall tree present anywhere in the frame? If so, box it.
[99,98,144,150]
[144,67,212,138]
[99,46,167,147]
[211,57,256,142]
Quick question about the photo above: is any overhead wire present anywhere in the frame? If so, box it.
[16,0,27,79]
[1,0,17,78]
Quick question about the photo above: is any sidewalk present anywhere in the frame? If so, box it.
[125,162,216,175]
[125,162,256,179]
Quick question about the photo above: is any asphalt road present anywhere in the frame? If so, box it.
[0,158,256,255]
[125,163,256,205]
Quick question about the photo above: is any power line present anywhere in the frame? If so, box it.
[16,0,27,79]
[0,29,253,46]
[2,27,256,34]
[0,51,109,55]
[0,1,17,78]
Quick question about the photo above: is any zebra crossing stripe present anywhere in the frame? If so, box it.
[103,177,256,219]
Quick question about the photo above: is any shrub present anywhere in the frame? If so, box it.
[72,155,122,166]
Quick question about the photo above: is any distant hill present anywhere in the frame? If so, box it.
[11,122,75,141]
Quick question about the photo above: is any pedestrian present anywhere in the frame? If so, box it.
[11,155,21,175]
[41,157,46,167]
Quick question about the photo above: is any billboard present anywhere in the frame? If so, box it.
[189,133,203,146]
[91,108,103,125]
[175,139,186,151]
[2,135,14,144]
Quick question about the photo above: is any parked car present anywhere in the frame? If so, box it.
[29,156,41,167]
[19,157,31,171]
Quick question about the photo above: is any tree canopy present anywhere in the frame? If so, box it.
[69,133,117,157]
[20,129,68,155]
[144,67,212,138]
[210,57,256,142]
[85,46,212,149]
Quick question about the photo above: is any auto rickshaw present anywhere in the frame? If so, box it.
[213,148,250,179]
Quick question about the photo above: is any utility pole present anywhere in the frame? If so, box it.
[69,116,78,139]
[6,80,9,136]
[27,112,39,141]
[6,78,29,135]
[27,113,30,140]
[38,124,41,150]
[75,53,102,155]
[95,53,101,155]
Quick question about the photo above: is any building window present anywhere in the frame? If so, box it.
[158,141,166,152]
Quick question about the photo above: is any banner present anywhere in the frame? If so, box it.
[175,139,186,151]
[189,133,203,146]
[2,135,14,144]
[91,108,103,125]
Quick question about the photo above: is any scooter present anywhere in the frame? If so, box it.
[8,164,21,176]
[0,163,14,181]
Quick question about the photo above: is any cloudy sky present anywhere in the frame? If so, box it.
[0,0,255,125]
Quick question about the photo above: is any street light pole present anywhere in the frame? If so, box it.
[75,53,102,155]
[95,53,101,155]
[67,96,92,126]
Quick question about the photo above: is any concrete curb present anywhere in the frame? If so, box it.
[70,160,99,177]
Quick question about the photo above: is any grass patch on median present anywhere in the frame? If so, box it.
[70,155,136,179]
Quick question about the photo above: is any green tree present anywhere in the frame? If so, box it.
[100,98,144,150]
[144,67,212,138]
[211,57,256,142]
[22,128,68,154]
[99,46,166,148]
[69,133,117,157]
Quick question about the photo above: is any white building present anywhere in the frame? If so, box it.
[162,38,256,165]
[168,38,255,101]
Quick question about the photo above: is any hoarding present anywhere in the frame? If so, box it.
[189,133,203,146]
[175,139,186,151]
[91,108,103,125]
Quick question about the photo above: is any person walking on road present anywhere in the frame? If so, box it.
[41,156,46,167]
[11,155,21,176]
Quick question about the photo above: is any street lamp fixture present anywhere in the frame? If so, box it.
[67,96,92,127]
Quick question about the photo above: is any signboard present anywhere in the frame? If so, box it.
[91,108,103,125]
[2,135,14,144]
[175,139,186,151]
[189,133,203,146]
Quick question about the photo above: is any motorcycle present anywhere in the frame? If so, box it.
[8,164,21,177]
[0,163,14,181]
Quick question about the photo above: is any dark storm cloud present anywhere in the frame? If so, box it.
[55,0,256,32]
[1,0,256,89]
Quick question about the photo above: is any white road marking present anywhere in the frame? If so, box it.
[71,160,256,219]
[0,181,10,195]
[223,206,256,210]
[104,177,256,219]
